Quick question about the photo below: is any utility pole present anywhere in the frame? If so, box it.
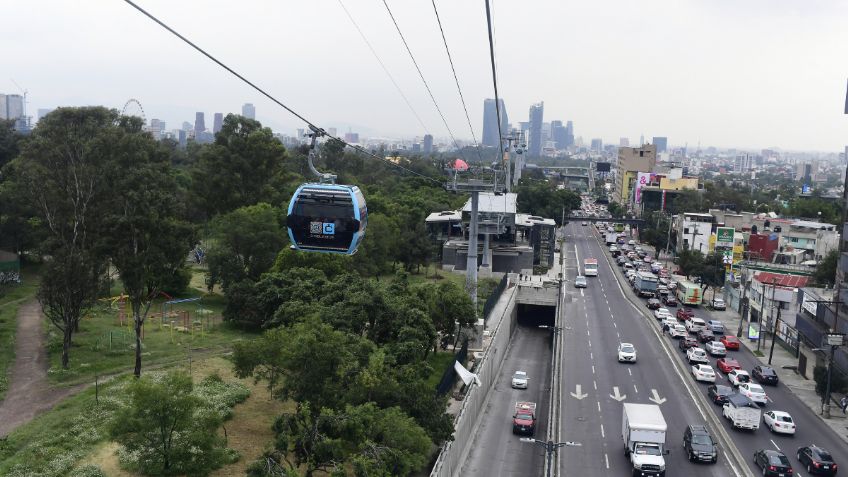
[768,305,781,364]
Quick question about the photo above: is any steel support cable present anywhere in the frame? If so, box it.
[430,0,484,164]
[484,0,504,160]
[337,0,431,136]
[380,0,465,155]
[121,0,443,185]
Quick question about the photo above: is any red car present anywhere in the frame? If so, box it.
[720,335,740,350]
[716,358,741,374]
[676,308,694,321]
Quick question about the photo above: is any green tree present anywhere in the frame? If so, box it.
[676,248,705,279]
[205,203,286,292]
[190,115,287,218]
[417,281,476,351]
[222,267,328,329]
[0,118,21,171]
[110,371,228,476]
[607,202,625,219]
[813,250,839,287]
[515,179,581,224]
[352,213,400,276]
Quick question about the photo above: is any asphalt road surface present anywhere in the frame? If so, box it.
[459,324,553,476]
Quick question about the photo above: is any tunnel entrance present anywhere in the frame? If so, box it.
[517,303,556,328]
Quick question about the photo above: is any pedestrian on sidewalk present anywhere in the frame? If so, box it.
[840,396,848,414]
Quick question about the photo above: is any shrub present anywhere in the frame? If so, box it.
[68,465,106,477]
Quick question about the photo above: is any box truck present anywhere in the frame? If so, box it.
[622,403,668,476]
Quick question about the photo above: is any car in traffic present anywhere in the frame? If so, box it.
[618,342,637,363]
[705,341,727,357]
[511,371,528,389]
[721,335,740,350]
[669,324,688,339]
[707,384,734,405]
[711,298,726,310]
[763,410,796,435]
[738,382,769,405]
[727,369,751,387]
[661,294,678,307]
[692,364,717,383]
[683,425,718,464]
[707,320,725,334]
[716,358,741,374]
[574,276,588,288]
[697,329,716,343]
[581,221,588,226]
[677,308,694,321]
[754,449,794,476]
[617,256,629,266]
[646,298,662,310]
[797,445,838,475]
[687,347,709,364]
[752,365,779,385]
[686,318,707,334]
[653,308,672,320]
[679,336,699,351]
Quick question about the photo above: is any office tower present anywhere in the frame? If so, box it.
[551,121,568,149]
[178,129,187,148]
[344,132,359,143]
[5,94,24,120]
[652,136,668,153]
[213,113,223,134]
[565,121,575,148]
[242,103,255,119]
[181,121,192,131]
[639,134,645,146]
[590,138,603,152]
[482,98,508,147]
[149,118,165,140]
[734,154,752,173]
[194,112,206,140]
[620,137,630,147]
[423,134,433,153]
[528,102,544,156]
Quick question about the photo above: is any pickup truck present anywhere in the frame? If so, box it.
[622,403,668,476]
[722,393,761,430]
[512,402,537,436]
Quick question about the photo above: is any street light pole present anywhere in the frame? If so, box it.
[519,438,582,477]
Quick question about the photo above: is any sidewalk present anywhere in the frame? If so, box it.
[704,305,848,443]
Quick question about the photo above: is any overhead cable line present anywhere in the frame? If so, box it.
[121,0,443,185]
[484,0,504,161]
[430,0,484,163]
[380,0,468,158]
[337,0,431,136]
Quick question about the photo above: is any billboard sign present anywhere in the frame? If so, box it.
[634,172,652,204]
[716,227,735,248]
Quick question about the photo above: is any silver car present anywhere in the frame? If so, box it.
[511,371,528,389]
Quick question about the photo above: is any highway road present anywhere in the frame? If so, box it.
[459,324,553,476]
[558,222,738,477]
[570,219,848,477]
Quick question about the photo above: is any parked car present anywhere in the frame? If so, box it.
[716,358,741,374]
[705,341,727,357]
[679,336,699,351]
[683,424,718,463]
[752,365,779,385]
[697,329,716,343]
[738,382,769,405]
[711,298,726,310]
[646,298,662,310]
[687,347,709,364]
[754,449,793,476]
[677,308,694,321]
[617,342,637,363]
[763,410,796,435]
[721,335,740,350]
[727,369,751,387]
[707,384,735,405]
[661,294,678,307]
[574,276,588,288]
[797,445,838,475]
[707,320,725,334]
[511,371,529,389]
[692,364,717,382]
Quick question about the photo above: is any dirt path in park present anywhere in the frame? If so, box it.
[0,300,85,437]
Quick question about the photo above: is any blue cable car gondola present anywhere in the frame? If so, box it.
[285,127,367,255]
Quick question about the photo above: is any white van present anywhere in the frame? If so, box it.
[686,317,707,334]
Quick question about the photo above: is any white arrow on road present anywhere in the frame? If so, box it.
[571,385,588,400]
[648,389,667,405]
[610,386,627,401]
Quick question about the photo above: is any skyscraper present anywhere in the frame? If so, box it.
[482,98,508,147]
[551,120,568,149]
[194,112,205,140]
[423,134,433,153]
[620,137,630,147]
[213,113,224,134]
[0,94,6,120]
[5,94,24,120]
[242,103,255,119]
[528,102,544,156]
[565,121,574,148]
[590,138,603,152]
[652,136,668,153]
[178,129,187,148]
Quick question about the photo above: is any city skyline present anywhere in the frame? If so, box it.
[3,1,848,151]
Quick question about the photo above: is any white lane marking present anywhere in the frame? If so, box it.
[771,439,780,451]
[593,380,598,390]
[600,423,605,438]
[590,352,594,360]
[597,401,601,413]
[634,384,639,393]
[587,329,590,337]
[628,368,632,376]
[592,365,596,374]
[581,289,584,297]
[613,322,617,328]
[605,454,609,469]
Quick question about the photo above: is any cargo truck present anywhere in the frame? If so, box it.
[622,403,669,476]
[676,280,702,306]
[606,232,618,245]
[633,271,659,298]
[722,393,761,430]
[584,258,599,277]
[512,402,537,436]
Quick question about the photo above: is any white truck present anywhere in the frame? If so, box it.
[584,258,599,277]
[622,403,669,477]
[722,393,761,430]
[606,232,618,245]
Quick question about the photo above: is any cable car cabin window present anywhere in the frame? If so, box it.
[286,185,367,255]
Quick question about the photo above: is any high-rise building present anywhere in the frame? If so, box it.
[149,119,165,140]
[5,94,24,120]
[551,120,568,149]
[194,112,205,140]
[620,137,630,147]
[614,144,657,205]
[423,134,433,153]
[213,113,223,134]
[344,132,359,143]
[734,154,752,173]
[182,121,192,131]
[590,138,603,152]
[178,129,187,148]
[528,102,544,156]
[0,94,6,120]
[482,98,508,147]
[242,103,255,119]
[652,136,668,153]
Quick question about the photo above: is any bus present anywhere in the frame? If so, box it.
[584,258,599,277]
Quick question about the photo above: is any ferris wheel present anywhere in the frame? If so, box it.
[120,98,147,126]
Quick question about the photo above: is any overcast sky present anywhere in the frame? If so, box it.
[4,0,848,151]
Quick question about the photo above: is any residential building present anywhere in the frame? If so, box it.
[796,287,847,380]
[528,102,544,157]
[675,212,714,254]
[748,271,809,325]
[652,136,667,153]
[778,220,838,262]
[482,98,508,148]
[734,154,752,173]
[614,144,657,204]
[422,134,433,154]
[242,103,255,119]
[213,113,223,134]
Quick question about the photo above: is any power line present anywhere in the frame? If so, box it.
[337,0,431,136]
[121,0,443,185]
[380,0,465,156]
[430,0,484,163]
[484,0,504,161]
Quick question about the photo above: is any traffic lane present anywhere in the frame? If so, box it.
[565,225,731,476]
[460,324,552,477]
